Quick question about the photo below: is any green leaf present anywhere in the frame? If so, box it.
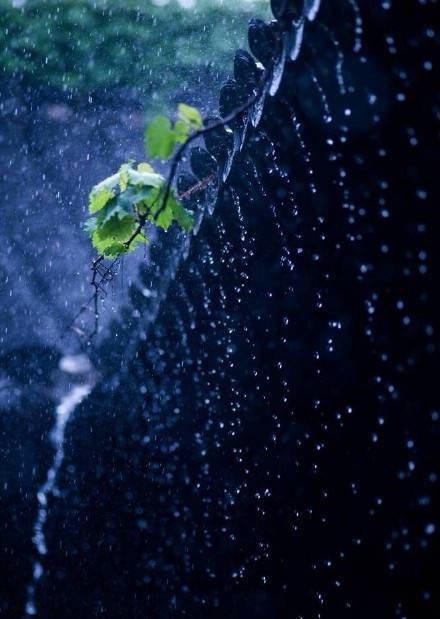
[169,193,194,232]
[127,169,165,188]
[131,231,149,247]
[145,115,176,159]
[146,187,174,231]
[91,230,114,256]
[92,214,136,257]
[92,221,148,258]
[137,162,155,173]
[95,214,136,244]
[101,242,128,258]
[173,119,189,144]
[88,187,115,214]
[154,206,174,231]
[129,187,155,207]
[99,195,133,225]
[178,103,203,130]
[144,187,194,232]
[88,172,120,213]
[84,216,98,238]
[118,162,131,191]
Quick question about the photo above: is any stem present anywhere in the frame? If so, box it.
[153,56,275,221]
[74,29,281,341]
[176,173,217,201]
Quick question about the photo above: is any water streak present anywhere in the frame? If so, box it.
[304,0,322,21]
[270,40,287,96]
[309,67,333,123]
[24,383,92,616]
[222,147,235,182]
[252,161,295,272]
[347,0,363,53]
[250,90,266,128]
[319,24,347,95]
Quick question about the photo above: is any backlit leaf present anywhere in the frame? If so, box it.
[89,187,115,214]
[95,214,136,244]
[178,103,203,130]
[145,115,176,159]
[118,163,131,191]
[169,193,194,232]
[101,242,128,258]
[127,169,165,187]
[137,162,155,173]
[173,119,189,144]
[84,216,98,238]
[99,195,133,225]
[146,187,173,231]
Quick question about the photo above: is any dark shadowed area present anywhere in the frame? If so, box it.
[0,1,438,618]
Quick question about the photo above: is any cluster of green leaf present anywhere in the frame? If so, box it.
[0,0,269,105]
[85,104,201,258]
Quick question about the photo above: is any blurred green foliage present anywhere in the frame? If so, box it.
[0,0,268,106]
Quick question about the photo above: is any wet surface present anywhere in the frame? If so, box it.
[0,1,438,617]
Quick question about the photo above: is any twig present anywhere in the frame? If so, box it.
[123,214,147,250]
[176,173,217,201]
[152,67,271,222]
[72,27,282,341]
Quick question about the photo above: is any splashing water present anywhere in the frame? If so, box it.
[250,88,267,128]
[222,146,235,182]
[239,113,250,151]
[304,0,322,22]
[288,19,305,61]
[319,24,347,95]
[347,0,363,53]
[309,67,333,123]
[24,382,92,616]
[270,38,287,96]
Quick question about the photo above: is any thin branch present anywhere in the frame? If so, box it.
[123,214,147,250]
[152,67,271,222]
[71,30,281,341]
[64,254,119,340]
[176,173,217,201]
